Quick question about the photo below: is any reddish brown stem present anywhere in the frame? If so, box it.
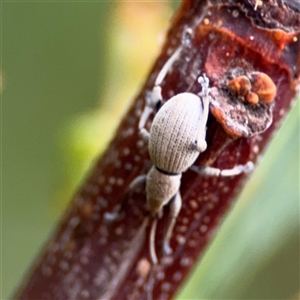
[14,1,299,300]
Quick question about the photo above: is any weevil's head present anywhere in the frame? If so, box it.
[146,166,181,217]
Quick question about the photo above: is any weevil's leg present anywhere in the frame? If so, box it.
[190,161,254,177]
[104,175,147,222]
[154,46,182,87]
[139,87,162,144]
[151,46,183,107]
[139,47,183,144]
[146,47,183,109]
[149,218,158,265]
[138,103,152,144]
[128,174,147,190]
[162,191,182,256]
[139,86,161,144]
[124,174,147,211]
[194,75,210,152]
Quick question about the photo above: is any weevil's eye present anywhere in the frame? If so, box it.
[250,72,277,104]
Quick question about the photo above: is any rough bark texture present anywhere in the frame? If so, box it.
[14,1,299,300]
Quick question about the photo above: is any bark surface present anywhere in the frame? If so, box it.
[14,1,300,299]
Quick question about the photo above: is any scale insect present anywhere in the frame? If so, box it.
[134,46,254,264]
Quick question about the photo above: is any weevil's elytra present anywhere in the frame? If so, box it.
[149,93,206,174]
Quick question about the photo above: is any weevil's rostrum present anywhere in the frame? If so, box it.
[14,1,300,300]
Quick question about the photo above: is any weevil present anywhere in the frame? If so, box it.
[133,46,254,264]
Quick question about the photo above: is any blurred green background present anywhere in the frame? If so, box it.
[2,2,299,299]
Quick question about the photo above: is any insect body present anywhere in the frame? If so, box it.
[143,86,209,262]
[146,92,208,220]
[136,47,253,264]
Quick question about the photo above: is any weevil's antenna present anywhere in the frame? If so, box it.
[149,218,158,265]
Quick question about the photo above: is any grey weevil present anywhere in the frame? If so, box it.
[133,46,254,264]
